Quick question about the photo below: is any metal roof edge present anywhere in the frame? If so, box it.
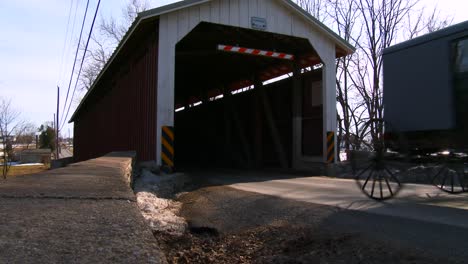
[138,0,210,18]
[383,20,468,55]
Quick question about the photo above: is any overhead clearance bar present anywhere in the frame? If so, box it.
[217,44,295,60]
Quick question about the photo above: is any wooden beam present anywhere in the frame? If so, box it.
[223,89,253,168]
[254,91,263,168]
[291,62,302,168]
[256,79,288,169]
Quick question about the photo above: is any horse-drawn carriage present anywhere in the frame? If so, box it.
[351,21,468,200]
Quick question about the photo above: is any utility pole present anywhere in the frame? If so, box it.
[56,86,60,160]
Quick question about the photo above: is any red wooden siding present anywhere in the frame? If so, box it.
[74,22,159,162]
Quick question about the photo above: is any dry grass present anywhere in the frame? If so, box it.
[6,165,49,177]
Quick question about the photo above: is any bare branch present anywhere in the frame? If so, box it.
[79,0,150,91]
[0,97,27,178]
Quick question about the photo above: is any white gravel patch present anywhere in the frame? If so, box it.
[136,191,187,236]
[134,169,189,237]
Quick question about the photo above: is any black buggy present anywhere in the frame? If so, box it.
[351,21,468,200]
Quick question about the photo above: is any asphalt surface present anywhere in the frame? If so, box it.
[0,153,165,264]
[182,170,468,261]
[177,185,450,263]
[193,171,468,228]
[59,147,73,158]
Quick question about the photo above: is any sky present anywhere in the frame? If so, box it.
[0,0,467,137]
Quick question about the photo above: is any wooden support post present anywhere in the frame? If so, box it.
[201,86,209,104]
[223,99,232,166]
[291,63,302,168]
[254,91,263,168]
[223,89,253,168]
[256,79,288,169]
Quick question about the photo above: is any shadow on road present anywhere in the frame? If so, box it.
[177,167,326,190]
[171,182,467,263]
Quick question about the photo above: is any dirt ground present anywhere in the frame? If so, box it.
[156,185,454,264]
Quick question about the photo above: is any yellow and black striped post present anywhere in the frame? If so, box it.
[161,126,174,169]
[327,131,335,163]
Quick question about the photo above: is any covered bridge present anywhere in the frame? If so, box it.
[70,0,354,169]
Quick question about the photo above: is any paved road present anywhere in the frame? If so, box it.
[59,147,73,158]
[195,171,468,228]
[0,153,165,264]
[185,170,468,261]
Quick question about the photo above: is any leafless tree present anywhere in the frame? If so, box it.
[296,0,330,23]
[327,0,367,159]
[79,0,150,91]
[296,0,451,160]
[405,6,453,39]
[350,0,452,145]
[15,123,36,150]
[0,97,26,178]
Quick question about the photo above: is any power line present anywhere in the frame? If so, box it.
[60,0,90,128]
[56,0,75,84]
[60,0,102,130]
[59,0,82,87]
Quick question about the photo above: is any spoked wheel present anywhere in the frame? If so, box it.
[351,119,408,200]
[431,153,467,194]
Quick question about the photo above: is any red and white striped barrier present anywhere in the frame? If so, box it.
[217,44,294,60]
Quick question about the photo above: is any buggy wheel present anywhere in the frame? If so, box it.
[431,153,467,194]
[351,119,408,200]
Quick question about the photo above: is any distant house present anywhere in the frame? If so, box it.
[0,137,3,158]
[0,136,14,159]
[0,135,16,143]
[20,149,52,164]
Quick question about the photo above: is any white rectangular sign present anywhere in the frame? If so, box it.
[251,17,267,31]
